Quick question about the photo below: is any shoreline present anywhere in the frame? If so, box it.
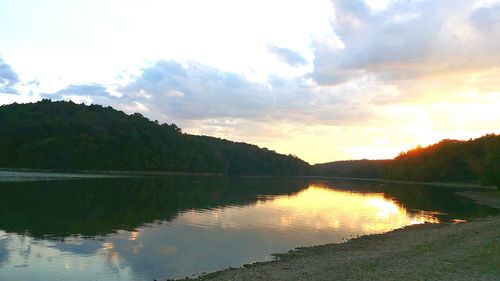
[0,168,223,182]
[189,217,500,281]
[457,190,500,208]
[0,168,495,190]
[305,175,496,189]
[186,190,500,281]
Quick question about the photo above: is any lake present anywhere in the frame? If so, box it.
[0,172,497,281]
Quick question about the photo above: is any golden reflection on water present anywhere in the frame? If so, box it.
[128,230,140,241]
[179,184,439,235]
[101,242,121,265]
[102,242,114,250]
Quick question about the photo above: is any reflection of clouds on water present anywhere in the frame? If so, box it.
[0,233,135,280]
[0,181,464,281]
[0,233,10,266]
[101,224,295,280]
[96,185,440,280]
[48,238,102,256]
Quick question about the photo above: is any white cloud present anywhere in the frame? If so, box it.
[115,60,378,128]
[314,0,500,85]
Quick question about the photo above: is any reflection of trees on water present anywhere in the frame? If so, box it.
[314,179,499,220]
[0,177,497,239]
[0,177,308,238]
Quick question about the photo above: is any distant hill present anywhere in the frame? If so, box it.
[311,135,500,188]
[311,159,390,179]
[0,100,309,175]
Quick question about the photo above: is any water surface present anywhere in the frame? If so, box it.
[0,174,496,280]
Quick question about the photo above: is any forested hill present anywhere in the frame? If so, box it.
[385,135,499,187]
[192,135,309,175]
[311,159,391,179]
[311,135,500,188]
[0,100,309,175]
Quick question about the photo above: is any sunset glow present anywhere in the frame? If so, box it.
[178,185,439,234]
[1,0,499,163]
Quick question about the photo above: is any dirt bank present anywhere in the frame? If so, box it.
[458,190,500,209]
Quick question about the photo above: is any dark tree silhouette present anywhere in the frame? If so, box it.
[311,135,500,188]
[0,100,309,175]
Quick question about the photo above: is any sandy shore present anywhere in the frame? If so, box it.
[457,191,500,208]
[190,192,500,281]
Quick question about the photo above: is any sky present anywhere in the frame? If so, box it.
[1,0,499,164]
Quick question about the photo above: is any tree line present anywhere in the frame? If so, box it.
[384,135,499,187]
[311,135,500,188]
[0,100,308,175]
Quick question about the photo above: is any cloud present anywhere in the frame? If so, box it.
[115,60,376,129]
[43,84,112,99]
[312,0,500,86]
[40,83,118,105]
[268,46,308,67]
[30,59,377,134]
[0,57,20,94]
[470,3,500,44]
[119,60,273,120]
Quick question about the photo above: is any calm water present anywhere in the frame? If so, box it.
[0,173,497,281]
